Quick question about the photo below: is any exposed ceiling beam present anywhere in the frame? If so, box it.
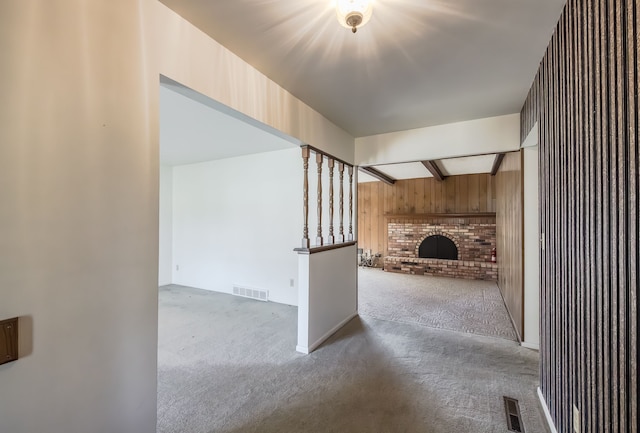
[359,166,396,185]
[421,160,446,182]
[490,153,506,176]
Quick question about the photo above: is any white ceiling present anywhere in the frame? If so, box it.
[439,154,497,176]
[358,153,498,182]
[358,171,379,183]
[160,81,298,166]
[159,0,566,137]
[372,162,433,180]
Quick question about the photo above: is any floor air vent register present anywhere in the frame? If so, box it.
[503,396,524,432]
[232,285,269,302]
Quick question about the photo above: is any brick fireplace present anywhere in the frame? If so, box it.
[383,214,498,281]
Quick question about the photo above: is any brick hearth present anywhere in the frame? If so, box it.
[383,216,497,281]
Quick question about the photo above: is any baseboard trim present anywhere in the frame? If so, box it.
[296,312,358,355]
[537,387,558,433]
[296,345,310,354]
[496,283,523,342]
[521,341,540,351]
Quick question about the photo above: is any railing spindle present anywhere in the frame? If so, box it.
[327,158,335,244]
[338,163,345,243]
[348,165,354,241]
[297,145,355,249]
[301,147,310,248]
[316,153,324,246]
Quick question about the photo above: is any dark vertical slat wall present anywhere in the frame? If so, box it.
[520,0,638,432]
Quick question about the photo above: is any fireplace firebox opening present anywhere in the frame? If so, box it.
[418,235,458,260]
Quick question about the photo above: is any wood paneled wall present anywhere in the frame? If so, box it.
[495,151,524,340]
[357,174,496,256]
[521,0,638,431]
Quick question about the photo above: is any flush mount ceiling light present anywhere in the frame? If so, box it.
[336,0,373,33]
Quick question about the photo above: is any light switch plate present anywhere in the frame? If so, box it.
[0,317,19,365]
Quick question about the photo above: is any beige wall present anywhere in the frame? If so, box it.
[0,2,160,432]
[0,2,354,432]
[154,2,354,163]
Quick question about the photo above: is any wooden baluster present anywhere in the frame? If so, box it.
[348,165,354,241]
[301,147,310,248]
[316,153,324,246]
[338,163,345,243]
[327,158,335,244]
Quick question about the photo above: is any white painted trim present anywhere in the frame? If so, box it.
[537,387,558,433]
[522,145,540,349]
[521,121,539,148]
[296,312,358,354]
[521,341,540,351]
[355,114,520,165]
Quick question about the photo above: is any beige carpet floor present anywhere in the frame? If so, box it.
[157,271,544,433]
[358,268,518,341]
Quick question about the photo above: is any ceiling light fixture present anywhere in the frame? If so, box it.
[336,0,373,33]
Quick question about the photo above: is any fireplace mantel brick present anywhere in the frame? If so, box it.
[384,219,497,281]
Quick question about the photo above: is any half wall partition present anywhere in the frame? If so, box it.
[295,145,358,354]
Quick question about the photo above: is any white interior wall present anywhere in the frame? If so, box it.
[296,245,358,353]
[0,1,355,432]
[523,144,540,350]
[172,148,301,306]
[159,165,174,286]
[355,113,520,165]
